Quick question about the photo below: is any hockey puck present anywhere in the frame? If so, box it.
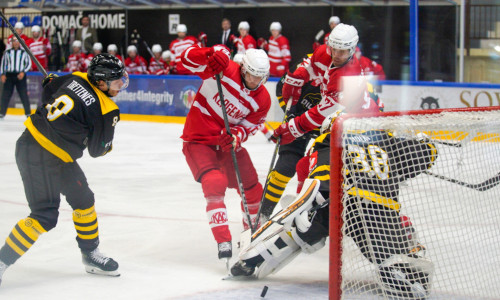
[260,285,268,298]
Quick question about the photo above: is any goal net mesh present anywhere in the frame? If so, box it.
[330,108,500,299]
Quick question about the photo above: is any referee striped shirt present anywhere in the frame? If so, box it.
[1,48,32,74]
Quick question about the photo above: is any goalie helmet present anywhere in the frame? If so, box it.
[88,53,128,91]
[241,49,270,90]
[327,23,358,56]
[152,44,162,53]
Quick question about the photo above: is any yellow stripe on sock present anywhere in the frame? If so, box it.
[271,171,292,184]
[17,218,47,242]
[267,185,284,195]
[73,206,97,223]
[6,237,25,256]
[264,194,281,203]
[11,228,33,249]
[74,222,98,232]
[77,232,99,240]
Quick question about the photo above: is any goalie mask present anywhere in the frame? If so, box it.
[241,49,270,91]
[88,53,129,96]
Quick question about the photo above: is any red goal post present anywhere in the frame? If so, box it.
[329,106,500,299]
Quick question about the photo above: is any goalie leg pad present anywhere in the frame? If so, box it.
[290,227,326,254]
[378,254,434,299]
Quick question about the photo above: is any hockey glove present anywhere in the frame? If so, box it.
[198,31,207,47]
[257,38,268,50]
[271,118,305,145]
[217,128,242,152]
[42,73,58,88]
[282,72,305,106]
[208,49,229,74]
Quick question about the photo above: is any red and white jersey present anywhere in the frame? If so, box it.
[84,53,96,68]
[124,55,149,74]
[64,52,87,72]
[268,34,291,77]
[148,57,169,75]
[27,37,51,71]
[291,44,380,132]
[6,34,31,49]
[358,55,386,80]
[180,45,271,145]
[323,32,330,45]
[169,36,199,75]
[234,34,256,55]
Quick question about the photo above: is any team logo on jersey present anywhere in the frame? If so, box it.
[180,86,197,109]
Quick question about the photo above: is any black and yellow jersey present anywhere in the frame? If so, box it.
[308,130,438,209]
[25,72,120,162]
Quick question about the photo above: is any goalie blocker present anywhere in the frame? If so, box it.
[231,129,437,299]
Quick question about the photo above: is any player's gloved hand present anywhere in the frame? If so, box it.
[312,41,321,51]
[282,71,305,106]
[208,48,229,74]
[271,118,305,145]
[217,128,242,152]
[257,38,268,50]
[42,73,58,88]
[198,31,207,46]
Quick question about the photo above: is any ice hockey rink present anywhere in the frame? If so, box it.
[0,116,330,300]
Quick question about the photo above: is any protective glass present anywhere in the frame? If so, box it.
[109,71,129,91]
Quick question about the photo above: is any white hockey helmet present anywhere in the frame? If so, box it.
[162,50,173,61]
[31,25,41,32]
[93,42,103,51]
[241,48,270,90]
[232,53,244,65]
[107,44,118,52]
[327,23,358,56]
[269,22,282,32]
[72,40,82,48]
[176,24,187,33]
[127,45,137,53]
[238,21,250,31]
[329,16,341,25]
[152,44,162,53]
[14,22,24,29]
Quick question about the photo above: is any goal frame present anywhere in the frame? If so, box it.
[328,106,500,299]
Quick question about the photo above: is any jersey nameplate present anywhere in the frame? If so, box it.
[67,80,96,106]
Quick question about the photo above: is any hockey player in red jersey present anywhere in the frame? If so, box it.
[27,25,51,72]
[107,44,123,62]
[124,45,148,75]
[180,45,271,261]
[273,23,380,146]
[169,24,199,75]
[234,21,257,55]
[64,40,87,72]
[355,46,386,80]
[7,22,32,49]
[148,44,169,75]
[84,42,103,69]
[264,22,291,77]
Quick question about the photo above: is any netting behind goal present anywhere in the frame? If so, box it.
[329,107,500,300]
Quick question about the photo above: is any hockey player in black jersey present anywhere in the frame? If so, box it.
[259,56,322,222]
[0,54,128,286]
[231,117,437,299]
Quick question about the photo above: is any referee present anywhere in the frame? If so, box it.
[0,37,32,119]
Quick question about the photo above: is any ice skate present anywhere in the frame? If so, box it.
[0,260,8,287]
[230,260,255,277]
[81,248,120,277]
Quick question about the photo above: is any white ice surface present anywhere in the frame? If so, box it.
[0,116,329,300]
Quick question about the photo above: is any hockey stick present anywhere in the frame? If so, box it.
[425,170,500,192]
[254,98,293,229]
[0,11,48,77]
[215,73,254,232]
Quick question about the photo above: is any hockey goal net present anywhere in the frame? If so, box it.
[329,107,500,299]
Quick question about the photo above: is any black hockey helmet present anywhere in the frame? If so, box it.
[87,53,128,90]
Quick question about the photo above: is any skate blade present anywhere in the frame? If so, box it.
[221,273,257,281]
[85,265,120,277]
